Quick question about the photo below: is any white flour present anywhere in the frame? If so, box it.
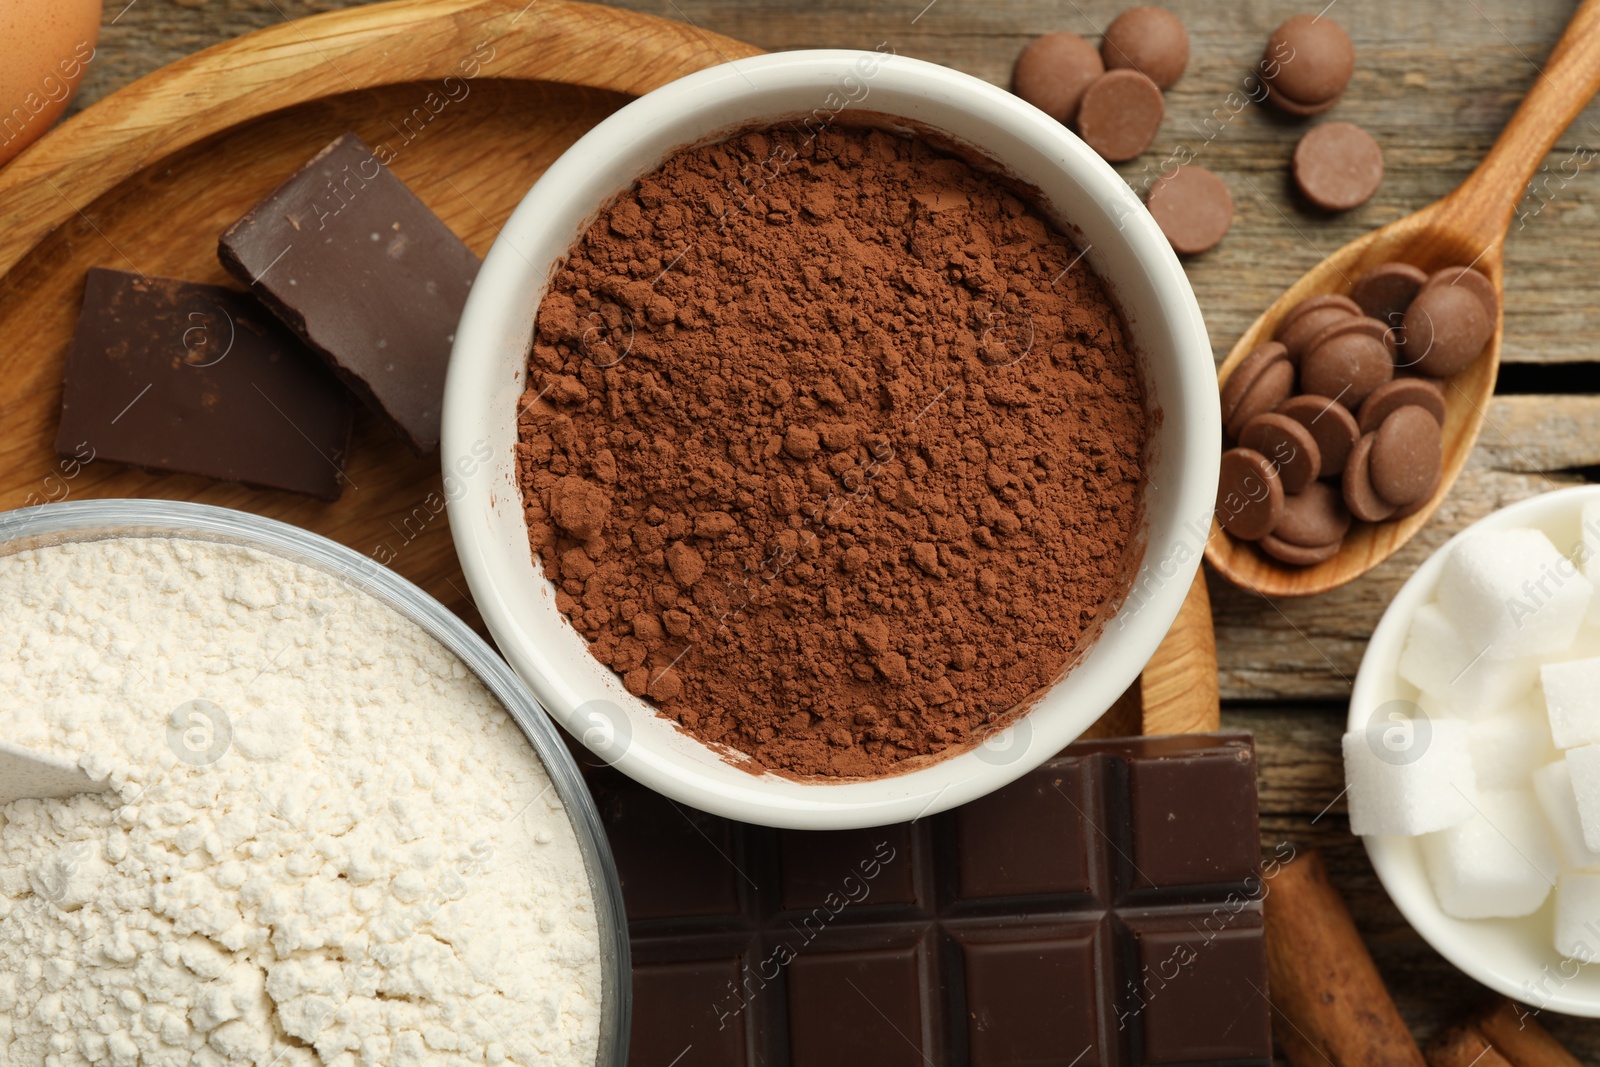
[0,537,602,1067]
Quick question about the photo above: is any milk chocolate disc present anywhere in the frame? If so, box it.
[1302,332,1394,409]
[1261,80,1342,117]
[1263,15,1354,107]
[1306,314,1398,359]
[1013,32,1105,124]
[1351,262,1428,326]
[1369,405,1442,507]
[1342,432,1398,523]
[1403,284,1492,377]
[1225,359,1295,440]
[1221,342,1289,428]
[1076,69,1164,162]
[1278,303,1360,365]
[1101,6,1189,88]
[1293,122,1384,212]
[1421,265,1499,323]
[1239,412,1321,494]
[1260,532,1343,565]
[1392,465,1442,519]
[1147,165,1233,255]
[1272,481,1352,547]
[1218,447,1285,540]
[1275,293,1362,339]
[1357,377,1446,434]
[1276,393,1361,478]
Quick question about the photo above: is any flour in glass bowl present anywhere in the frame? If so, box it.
[0,536,602,1067]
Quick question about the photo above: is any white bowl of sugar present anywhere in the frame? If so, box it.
[1348,485,1600,1017]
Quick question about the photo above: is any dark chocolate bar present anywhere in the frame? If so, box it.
[593,733,1271,1066]
[55,268,353,500]
[218,132,479,456]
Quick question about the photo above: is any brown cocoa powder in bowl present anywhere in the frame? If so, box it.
[516,124,1149,778]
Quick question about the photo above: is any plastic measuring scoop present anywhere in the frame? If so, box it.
[0,739,111,804]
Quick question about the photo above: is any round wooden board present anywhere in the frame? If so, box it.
[0,0,1217,736]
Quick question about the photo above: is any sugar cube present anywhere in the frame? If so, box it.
[1554,871,1600,962]
[1542,657,1600,749]
[1397,604,1538,719]
[1436,529,1592,662]
[1532,760,1600,870]
[1584,498,1600,626]
[1546,624,1600,665]
[1469,696,1558,788]
[1420,788,1559,918]
[1343,717,1478,836]
[1566,744,1600,853]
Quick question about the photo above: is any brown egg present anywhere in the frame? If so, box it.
[0,0,102,167]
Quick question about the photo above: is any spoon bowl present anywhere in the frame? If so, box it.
[1207,0,1600,596]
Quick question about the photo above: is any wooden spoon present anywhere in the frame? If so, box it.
[1206,0,1600,597]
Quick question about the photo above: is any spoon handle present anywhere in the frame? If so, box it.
[1444,0,1600,249]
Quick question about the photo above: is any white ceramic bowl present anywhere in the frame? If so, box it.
[444,50,1218,829]
[1351,485,1600,1016]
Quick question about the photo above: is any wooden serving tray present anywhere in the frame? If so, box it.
[0,0,1218,737]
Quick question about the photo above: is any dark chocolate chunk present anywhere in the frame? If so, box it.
[594,733,1271,1067]
[218,132,479,456]
[55,268,353,500]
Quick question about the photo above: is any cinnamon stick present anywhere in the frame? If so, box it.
[1426,1021,1515,1067]
[1263,848,1427,1066]
[1426,998,1584,1067]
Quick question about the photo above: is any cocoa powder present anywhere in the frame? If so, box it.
[516,124,1147,778]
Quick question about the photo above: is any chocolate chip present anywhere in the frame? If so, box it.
[1272,481,1352,547]
[1076,69,1164,162]
[1239,412,1321,494]
[1147,165,1233,255]
[1259,532,1343,565]
[1218,447,1285,540]
[1220,341,1289,428]
[1276,298,1360,365]
[1276,393,1361,477]
[1351,262,1429,326]
[1421,265,1499,322]
[1263,15,1354,109]
[1012,32,1105,124]
[1393,465,1442,519]
[1101,6,1189,89]
[1342,432,1398,523]
[1277,293,1364,335]
[1293,122,1384,212]
[1357,377,1446,434]
[1402,283,1492,376]
[1305,314,1398,359]
[1225,359,1295,440]
[1261,80,1341,117]
[1369,405,1442,507]
[1302,331,1394,409]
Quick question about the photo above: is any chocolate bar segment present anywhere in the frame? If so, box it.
[55,268,353,500]
[218,132,479,456]
[593,732,1271,1067]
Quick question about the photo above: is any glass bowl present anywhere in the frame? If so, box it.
[0,498,631,1063]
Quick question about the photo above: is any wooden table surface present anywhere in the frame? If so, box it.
[66,0,1600,1056]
